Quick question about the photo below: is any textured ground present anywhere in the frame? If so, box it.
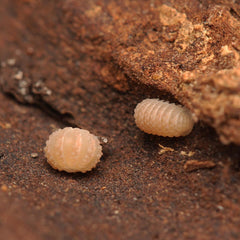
[0,0,240,239]
[1,86,240,240]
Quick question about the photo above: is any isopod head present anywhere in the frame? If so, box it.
[44,127,102,173]
[134,99,194,137]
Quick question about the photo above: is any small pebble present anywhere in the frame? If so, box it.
[217,205,224,211]
[7,58,16,66]
[1,61,6,68]
[101,137,108,143]
[45,88,52,96]
[5,123,11,129]
[26,47,34,55]
[14,71,23,80]
[1,184,8,192]
[31,153,39,158]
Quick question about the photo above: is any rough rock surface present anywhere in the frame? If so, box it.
[0,0,240,145]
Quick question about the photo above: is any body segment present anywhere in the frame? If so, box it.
[44,127,102,173]
[134,99,194,137]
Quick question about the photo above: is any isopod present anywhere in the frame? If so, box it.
[44,127,102,173]
[134,99,194,137]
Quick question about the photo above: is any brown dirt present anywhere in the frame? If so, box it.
[0,0,240,239]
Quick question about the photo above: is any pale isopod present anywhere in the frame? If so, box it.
[134,99,194,137]
[44,127,102,173]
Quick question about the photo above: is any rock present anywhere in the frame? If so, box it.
[0,0,240,145]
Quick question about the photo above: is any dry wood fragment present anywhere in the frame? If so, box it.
[158,144,174,155]
[180,151,195,157]
[184,160,216,172]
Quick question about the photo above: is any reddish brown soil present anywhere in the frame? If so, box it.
[0,85,240,240]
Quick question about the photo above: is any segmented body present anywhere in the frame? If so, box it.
[134,99,194,137]
[44,127,102,173]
